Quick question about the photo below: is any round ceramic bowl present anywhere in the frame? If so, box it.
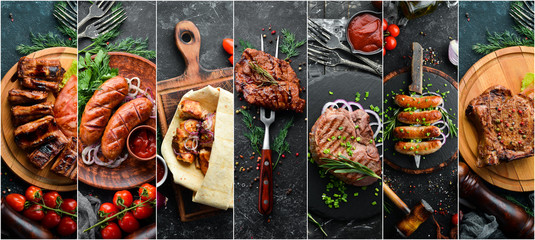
[346,10,382,55]
[127,125,157,161]
[156,155,168,187]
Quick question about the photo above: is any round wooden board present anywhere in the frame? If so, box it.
[1,47,77,191]
[78,52,156,190]
[459,46,534,192]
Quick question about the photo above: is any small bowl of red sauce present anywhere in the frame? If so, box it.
[346,11,382,55]
[127,125,157,161]
[156,155,168,187]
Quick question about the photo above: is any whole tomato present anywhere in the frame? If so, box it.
[5,193,26,212]
[452,213,459,225]
[222,38,234,55]
[98,202,119,222]
[25,186,42,203]
[61,198,77,214]
[41,211,61,229]
[43,191,62,208]
[383,47,386,56]
[113,190,133,210]
[228,55,233,64]
[132,199,154,219]
[101,222,122,239]
[57,217,76,236]
[387,24,400,37]
[385,36,397,51]
[139,183,156,201]
[23,204,44,221]
[383,19,388,31]
[118,212,140,233]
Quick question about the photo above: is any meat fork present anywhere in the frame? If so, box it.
[78,1,115,29]
[258,35,278,215]
[78,7,127,39]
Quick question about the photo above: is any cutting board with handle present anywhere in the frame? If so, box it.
[156,20,233,222]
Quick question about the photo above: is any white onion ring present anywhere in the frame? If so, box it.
[126,77,141,98]
[347,102,363,110]
[365,109,382,140]
[184,136,199,151]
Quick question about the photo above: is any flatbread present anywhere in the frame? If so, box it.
[161,86,234,209]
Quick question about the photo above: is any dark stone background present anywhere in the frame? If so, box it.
[1,1,76,239]
[383,2,459,239]
[156,1,233,239]
[307,1,383,239]
[459,2,534,238]
[234,1,308,239]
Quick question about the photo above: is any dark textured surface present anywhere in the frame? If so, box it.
[156,1,233,239]
[1,2,76,238]
[78,1,156,63]
[383,3,458,239]
[307,1,383,239]
[234,1,307,239]
[459,2,534,236]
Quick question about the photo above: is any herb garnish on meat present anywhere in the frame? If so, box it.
[248,62,279,86]
[319,154,381,180]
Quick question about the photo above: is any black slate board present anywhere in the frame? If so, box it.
[308,72,382,220]
[383,67,458,174]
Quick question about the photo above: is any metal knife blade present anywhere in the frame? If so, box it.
[409,42,423,94]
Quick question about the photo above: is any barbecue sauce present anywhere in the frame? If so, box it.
[130,128,156,159]
[347,13,382,53]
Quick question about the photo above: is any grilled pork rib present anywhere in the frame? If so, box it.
[17,56,65,82]
[11,104,54,125]
[8,89,48,105]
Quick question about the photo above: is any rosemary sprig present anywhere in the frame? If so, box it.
[319,154,381,180]
[308,213,328,237]
[273,117,293,169]
[280,28,306,60]
[383,108,399,140]
[239,109,264,155]
[439,108,458,137]
[248,62,279,86]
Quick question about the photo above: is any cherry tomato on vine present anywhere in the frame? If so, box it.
[383,19,388,31]
[101,222,122,239]
[387,24,400,37]
[222,38,234,55]
[57,217,76,236]
[61,198,77,214]
[132,199,154,219]
[228,55,233,64]
[99,202,119,222]
[41,211,61,229]
[43,191,62,208]
[113,190,133,210]
[5,193,26,212]
[25,186,42,203]
[118,212,140,233]
[385,36,397,51]
[23,204,44,221]
[383,47,386,56]
[139,183,156,201]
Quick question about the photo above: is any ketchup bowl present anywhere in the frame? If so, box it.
[156,155,168,187]
[127,125,157,161]
[346,10,382,55]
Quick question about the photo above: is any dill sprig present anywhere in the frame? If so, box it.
[239,109,264,155]
[439,108,458,137]
[16,32,76,54]
[280,28,306,60]
[273,117,293,169]
[248,62,279,86]
[308,213,328,237]
[239,39,255,53]
[319,154,381,180]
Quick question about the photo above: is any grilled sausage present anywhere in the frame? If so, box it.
[395,140,442,155]
[393,126,441,139]
[397,110,442,125]
[1,199,56,239]
[101,97,153,160]
[79,76,128,146]
[8,89,48,105]
[394,94,443,109]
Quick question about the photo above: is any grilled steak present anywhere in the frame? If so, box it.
[17,56,65,82]
[8,89,48,105]
[28,133,68,169]
[466,85,534,167]
[309,108,381,186]
[235,48,306,113]
[11,104,54,125]
[51,137,77,179]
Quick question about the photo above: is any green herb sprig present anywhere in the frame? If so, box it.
[239,109,264,155]
[308,213,328,237]
[273,117,293,169]
[383,108,400,140]
[248,62,279,86]
[439,108,458,137]
[280,29,306,60]
[16,32,76,54]
[319,154,381,180]
[239,39,255,53]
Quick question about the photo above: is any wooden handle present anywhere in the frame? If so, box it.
[258,149,273,215]
[459,162,534,239]
[383,183,411,215]
[174,20,203,78]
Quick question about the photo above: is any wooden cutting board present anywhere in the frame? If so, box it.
[1,47,76,191]
[156,20,233,222]
[459,46,534,192]
[77,52,156,190]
